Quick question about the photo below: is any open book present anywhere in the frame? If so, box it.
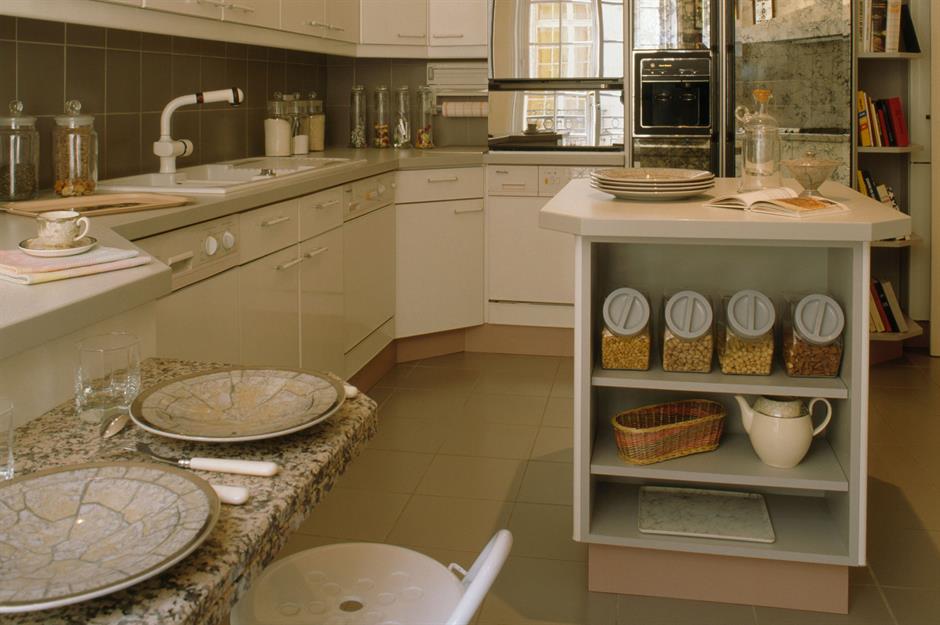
[706,187,848,218]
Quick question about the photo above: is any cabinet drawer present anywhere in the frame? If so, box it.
[395,167,484,203]
[300,187,344,240]
[487,166,538,196]
[240,199,299,263]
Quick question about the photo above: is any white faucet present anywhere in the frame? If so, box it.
[154,88,245,174]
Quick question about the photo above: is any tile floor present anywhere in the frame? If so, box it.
[269,350,940,625]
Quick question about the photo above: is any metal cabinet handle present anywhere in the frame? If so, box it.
[304,247,329,259]
[427,176,459,183]
[314,199,340,210]
[501,182,527,187]
[197,0,227,6]
[494,169,510,174]
[167,251,195,267]
[433,33,465,39]
[397,33,427,39]
[304,20,326,28]
[327,24,345,31]
[453,206,483,214]
[261,215,291,227]
[276,257,304,271]
[227,3,255,12]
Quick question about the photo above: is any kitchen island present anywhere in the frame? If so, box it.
[539,178,910,613]
[2,357,377,624]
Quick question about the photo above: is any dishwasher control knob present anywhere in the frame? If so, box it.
[204,235,219,256]
[365,190,378,200]
[222,231,236,250]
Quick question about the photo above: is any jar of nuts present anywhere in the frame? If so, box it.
[783,293,844,377]
[53,100,97,197]
[717,289,776,376]
[662,290,714,373]
[601,287,651,371]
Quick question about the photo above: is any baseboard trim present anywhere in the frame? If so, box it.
[465,323,573,357]
[348,342,396,392]
[395,328,467,363]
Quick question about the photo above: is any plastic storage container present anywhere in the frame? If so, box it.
[717,289,775,375]
[416,85,434,148]
[264,99,291,156]
[393,86,411,148]
[662,290,714,373]
[783,293,845,377]
[373,85,390,148]
[349,85,367,148]
[0,100,39,201]
[735,88,781,193]
[53,99,97,196]
[601,288,651,371]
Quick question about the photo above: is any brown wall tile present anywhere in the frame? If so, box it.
[171,54,202,96]
[0,41,15,106]
[17,18,63,44]
[200,109,244,163]
[245,60,268,108]
[0,16,14,41]
[18,43,64,116]
[67,24,105,47]
[141,53,172,113]
[106,49,141,113]
[66,46,106,115]
[140,112,161,173]
[106,28,140,51]
[171,110,201,165]
[141,33,171,53]
[105,113,140,178]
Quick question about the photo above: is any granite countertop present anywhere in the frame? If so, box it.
[1,357,377,625]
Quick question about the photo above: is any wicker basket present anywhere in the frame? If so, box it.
[611,399,726,465]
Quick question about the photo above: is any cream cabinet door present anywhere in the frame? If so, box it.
[156,269,240,365]
[223,0,279,29]
[324,0,360,42]
[361,0,427,45]
[343,205,395,352]
[396,199,484,338]
[429,0,486,46]
[300,228,345,376]
[280,0,326,35]
[238,246,301,368]
[145,0,223,20]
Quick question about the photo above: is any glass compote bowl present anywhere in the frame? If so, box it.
[782,150,841,198]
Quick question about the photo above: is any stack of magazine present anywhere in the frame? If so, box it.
[706,188,848,219]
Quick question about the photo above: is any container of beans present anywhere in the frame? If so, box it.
[717,289,775,375]
[601,287,651,371]
[53,99,97,197]
[662,290,714,373]
[783,293,844,377]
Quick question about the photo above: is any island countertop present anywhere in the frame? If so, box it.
[539,178,911,242]
[1,357,377,625]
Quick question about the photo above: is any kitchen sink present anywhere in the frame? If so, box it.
[99,157,361,195]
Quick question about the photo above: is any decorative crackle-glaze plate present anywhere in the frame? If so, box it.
[130,367,345,442]
[0,462,219,613]
[592,168,715,183]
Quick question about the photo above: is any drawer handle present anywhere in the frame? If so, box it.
[276,257,305,271]
[453,207,483,214]
[305,247,329,259]
[397,33,426,39]
[304,20,327,28]
[348,201,361,211]
[501,183,527,187]
[427,176,459,183]
[495,169,510,174]
[227,2,255,12]
[314,199,340,210]
[433,33,465,39]
[327,24,345,31]
[167,251,195,267]
[261,215,291,227]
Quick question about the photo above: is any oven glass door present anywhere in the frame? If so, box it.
[633,0,711,50]
[489,89,624,149]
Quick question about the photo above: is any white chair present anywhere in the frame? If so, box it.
[231,530,512,625]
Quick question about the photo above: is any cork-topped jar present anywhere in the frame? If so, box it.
[601,288,651,371]
[783,294,844,377]
[717,289,775,376]
[662,290,714,373]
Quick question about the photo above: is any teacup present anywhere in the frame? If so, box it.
[36,210,90,248]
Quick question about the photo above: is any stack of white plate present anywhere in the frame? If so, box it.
[590,167,716,201]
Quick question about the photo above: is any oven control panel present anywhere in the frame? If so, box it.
[135,215,240,291]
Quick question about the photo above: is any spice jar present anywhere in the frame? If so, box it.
[0,100,39,201]
[53,99,97,197]
[264,99,291,156]
[288,99,310,155]
[373,85,390,148]
[717,289,775,375]
[349,85,366,148]
[783,294,844,377]
[662,290,714,373]
[601,288,651,371]
[393,86,411,148]
[416,85,434,149]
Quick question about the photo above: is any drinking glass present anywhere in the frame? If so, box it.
[0,398,13,480]
[74,332,141,424]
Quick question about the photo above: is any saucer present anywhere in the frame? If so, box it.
[19,236,98,257]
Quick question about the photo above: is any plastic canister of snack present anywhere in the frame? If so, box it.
[662,290,714,373]
[718,289,776,376]
[601,287,651,371]
[784,293,845,377]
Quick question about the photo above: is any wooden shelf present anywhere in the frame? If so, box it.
[588,482,851,565]
[857,51,924,59]
[872,234,920,248]
[592,366,848,400]
[591,429,849,492]
[870,316,923,342]
[857,145,921,154]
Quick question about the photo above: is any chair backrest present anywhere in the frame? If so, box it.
[445,529,513,625]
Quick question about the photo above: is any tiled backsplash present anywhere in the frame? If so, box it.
[0,16,486,188]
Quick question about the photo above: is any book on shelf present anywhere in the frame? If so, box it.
[886,97,910,146]
[857,91,872,146]
[900,4,921,52]
[870,0,888,52]
[859,0,919,53]
[885,0,902,53]
[868,95,882,147]
[871,280,897,332]
[881,280,909,332]
[856,92,909,147]
[869,289,885,332]
[706,188,848,218]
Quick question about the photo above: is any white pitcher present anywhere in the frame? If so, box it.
[734,395,832,469]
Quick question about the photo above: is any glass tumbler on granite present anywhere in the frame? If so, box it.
[0,398,13,480]
[74,332,141,425]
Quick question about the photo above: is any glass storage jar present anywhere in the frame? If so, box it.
[305,92,325,152]
[416,86,434,148]
[393,86,412,148]
[662,290,714,373]
[0,100,39,201]
[717,289,775,375]
[349,85,367,148]
[600,288,651,371]
[373,85,390,148]
[288,99,310,155]
[264,99,291,157]
[53,99,97,197]
[735,88,781,193]
[783,293,845,377]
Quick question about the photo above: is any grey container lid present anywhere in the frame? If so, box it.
[794,294,845,345]
[665,290,713,340]
[603,288,650,336]
[727,289,775,338]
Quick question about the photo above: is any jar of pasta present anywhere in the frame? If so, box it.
[601,288,651,371]
[662,290,713,373]
[717,289,775,375]
[783,293,844,377]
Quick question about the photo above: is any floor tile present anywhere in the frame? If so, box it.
[850,565,876,586]
[400,365,480,393]
[870,364,931,389]
[542,396,574,428]
[387,495,513,552]
[421,352,562,376]
[379,387,468,421]
[416,455,526,501]
[867,527,940,588]
[475,368,557,397]
[366,385,393,407]
[296,488,408,541]
[462,393,548,426]
[517,461,573,506]
[336,448,434,494]
[550,366,574,398]
[439,421,539,459]
[615,594,757,625]
[373,363,415,388]
[530,426,573,463]
[507,503,585,561]
[752,585,893,624]
[477,557,617,625]
[882,586,940,625]
[367,417,449,453]
[275,533,344,560]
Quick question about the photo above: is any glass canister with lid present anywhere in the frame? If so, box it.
[662,290,714,373]
[416,85,434,148]
[373,85,391,148]
[349,85,367,148]
[264,98,291,157]
[717,289,775,375]
[783,293,845,377]
[393,86,411,148]
[288,99,310,155]
[0,100,39,201]
[735,88,781,193]
[601,288,651,371]
[53,99,97,197]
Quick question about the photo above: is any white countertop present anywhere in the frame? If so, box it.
[539,178,911,242]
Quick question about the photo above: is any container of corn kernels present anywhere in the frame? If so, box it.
[601,287,651,371]
[783,293,844,377]
[662,290,714,373]
[717,289,776,375]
